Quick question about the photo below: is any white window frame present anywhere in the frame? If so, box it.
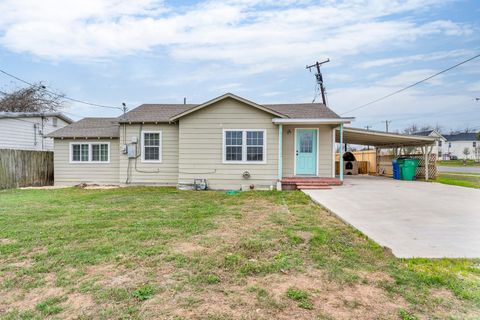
[69,142,110,164]
[222,129,267,164]
[141,130,162,163]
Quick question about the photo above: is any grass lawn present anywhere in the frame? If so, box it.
[0,187,479,319]
[437,160,480,167]
[437,173,480,189]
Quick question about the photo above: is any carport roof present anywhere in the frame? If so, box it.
[335,127,436,148]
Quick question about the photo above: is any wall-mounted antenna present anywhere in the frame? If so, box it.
[306,59,330,105]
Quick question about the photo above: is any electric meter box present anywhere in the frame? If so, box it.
[127,144,136,158]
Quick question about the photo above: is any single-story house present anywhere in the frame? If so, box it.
[0,112,72,151]
[441,132,479,160]
[48,93,353,190]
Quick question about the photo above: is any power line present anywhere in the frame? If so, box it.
[0,68,122,110]
[341,53,480,115]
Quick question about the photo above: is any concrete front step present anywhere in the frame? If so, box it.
[281,177,342,190]
[297,185,332,190]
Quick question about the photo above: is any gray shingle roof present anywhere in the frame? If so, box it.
[119,102,339,123]
[47,117,119,138]
[264,103,340,119]
[49,97,342,138]
[443,132,478,141]
[411,130,434,136]
[118,104,197,123]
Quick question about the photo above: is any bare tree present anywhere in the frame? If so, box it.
[403,123,419,134]
[0,83,65,112]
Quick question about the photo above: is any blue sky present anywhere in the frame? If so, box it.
[0,0,479,133]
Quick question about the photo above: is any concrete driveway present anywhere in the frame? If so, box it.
[304,176,480,258]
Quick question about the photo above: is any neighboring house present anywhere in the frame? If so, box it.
[48,93,352,190]
[411,130,446,158]
[442,132,479,160]
[0,112,72,151]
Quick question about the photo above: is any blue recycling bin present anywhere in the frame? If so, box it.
[392,159,401,180]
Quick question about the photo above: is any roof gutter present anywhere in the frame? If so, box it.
[272,117,354,125]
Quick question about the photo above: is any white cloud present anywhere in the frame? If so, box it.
[467,81,480,92]
[328,84,479,131]
[359,49,475,69]
[380,69,444,87]
[0,0,472,69]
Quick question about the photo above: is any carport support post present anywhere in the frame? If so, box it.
[339,123,344,181]
[277,124,283,190]
[424,145,431,181]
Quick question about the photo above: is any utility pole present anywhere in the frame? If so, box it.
[365,126,371,150]
[306,59,330,105]
[383,120,391,133]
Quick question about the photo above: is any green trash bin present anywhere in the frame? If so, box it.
[401,159,420,181]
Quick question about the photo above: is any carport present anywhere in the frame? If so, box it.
[335,126,437,181]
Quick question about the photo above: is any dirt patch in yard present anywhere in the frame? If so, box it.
[246,270,408,320]
[173,241,206,254]
[1,287,65,313]
[0,238,15,245]
[61,293,96,319]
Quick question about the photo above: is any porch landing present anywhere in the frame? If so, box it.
[281,177,342,190]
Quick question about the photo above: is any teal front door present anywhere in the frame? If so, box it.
[295,129,317,175]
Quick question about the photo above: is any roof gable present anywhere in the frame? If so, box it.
[169,93,285,121]
[412,130,445,139]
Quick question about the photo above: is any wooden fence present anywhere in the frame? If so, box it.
[0,149,54,189]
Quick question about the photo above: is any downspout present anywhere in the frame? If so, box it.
[339,123,344,182]
[277,124,283,191]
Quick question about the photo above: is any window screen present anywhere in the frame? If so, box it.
[143,132,160,161]
[225,131,243,161]
[72,144,89,162]
[246,131,264,161]
[92,144,109,162]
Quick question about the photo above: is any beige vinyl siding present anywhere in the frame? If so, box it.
[53,139,119,185]
[118,123,179,185]
[282,124,335,178]
[178,97,279,190]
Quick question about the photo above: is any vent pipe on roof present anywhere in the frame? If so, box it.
[183,97,186,104]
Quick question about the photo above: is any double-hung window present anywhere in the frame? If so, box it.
[142,131,162,162]
[70,143,109,163]
[223,129,266,164]
[91,144,109,162]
